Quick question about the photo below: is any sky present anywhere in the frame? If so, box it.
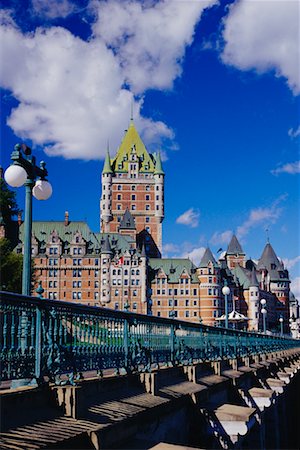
[1,0,299,298]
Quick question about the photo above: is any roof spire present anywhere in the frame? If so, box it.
[265,228,270,243]
[130,99,134,122]
[250,267,259,287]
[101,235,112,254]
[154,151,164,175]
[102,149,113,174]
[227,234,244,255]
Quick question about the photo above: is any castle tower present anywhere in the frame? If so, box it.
[100,150,113,232]
[100,119,165,254]
[197,247,222,326]
[226,234,245,269]
[257,242,290,329]
[248,267,260,331]
[100,235,112,304]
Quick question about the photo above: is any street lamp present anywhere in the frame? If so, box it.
[222,280,230,329]
[4,144,52,296]
[279,316,283,336]
[260,298,267,333]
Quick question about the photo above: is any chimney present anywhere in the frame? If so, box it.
[18,211,22,226]
[64,211,69,226]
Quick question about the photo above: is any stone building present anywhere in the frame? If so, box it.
[13,119,297,333]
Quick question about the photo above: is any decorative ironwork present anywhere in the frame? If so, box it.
[0,291,299,384]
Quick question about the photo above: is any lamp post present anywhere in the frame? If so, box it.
[260,298,267,333]
[4,144,52,296]
[222,280,230,329]
[279,316,283,336]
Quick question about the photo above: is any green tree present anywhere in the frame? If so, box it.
[0,238,22,292]
[0,177,23,292]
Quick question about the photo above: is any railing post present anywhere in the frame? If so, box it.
[171,323,176,365]
[35,305,42,382]
[124,317,129,372]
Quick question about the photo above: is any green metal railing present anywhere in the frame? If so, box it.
[0,291,299,384]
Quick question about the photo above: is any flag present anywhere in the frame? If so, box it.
[217,248,223,253]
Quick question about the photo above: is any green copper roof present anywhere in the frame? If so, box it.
[102,150,113,174]
[154,152,164,175]
[149,258,198,283]
[111,120,155,173]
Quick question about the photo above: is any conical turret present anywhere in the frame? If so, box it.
[154,152,164,175]
[102,150,113,175]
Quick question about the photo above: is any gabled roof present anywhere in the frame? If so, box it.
[257,242,283,271]
[149,258,199,283]
[119,208,136,230]
[111,120,155,173]
[227,234,244,255]
[199,247,218,268]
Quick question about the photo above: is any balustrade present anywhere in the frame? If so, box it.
[0,291,298,384]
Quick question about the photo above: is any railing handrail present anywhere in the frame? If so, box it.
[0,291,294,342]
[1,290,299,385]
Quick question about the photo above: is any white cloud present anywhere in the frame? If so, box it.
[0,19,173,159]
[92,0,217,94]
[31,0,77,19]
[162,243,180,255]
[237,195,286,238]
[271,161,300,175]
[282,256,300,270]
[210,229,232,245]
[221,0,300,94]
[0,0,218,160]
[288,126,300,138]
[181,246,206,265]
[176,208,200,228]
[291,277,300,300]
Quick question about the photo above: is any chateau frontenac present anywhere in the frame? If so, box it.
[9,120,299,335]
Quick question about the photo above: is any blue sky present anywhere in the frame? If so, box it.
[1,0,299,297]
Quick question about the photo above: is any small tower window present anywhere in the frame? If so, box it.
[118,185,122,190]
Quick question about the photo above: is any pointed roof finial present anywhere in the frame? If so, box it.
[130,99,134,122]
[265,228,270,243]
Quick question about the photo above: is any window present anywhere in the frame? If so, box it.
[94,292,99,300]
[132,205,136,210]
[157,300,161,305]
[193,289,197,296]
[146,217,150,223]
[174,289,178,296]
[133,302,137,310]
[208,288,212,295]
[133,290,137,297]
[117,194,121,200]
[117,185,122,191]
[194,300,197,306]
[208,277,212,283]
[95,281,99,288]
[146,194,150,200]
[146,185,150,191]
[156,195,159,201]
[95,258,99,266]
[132,194,136,200]
[115,289,119,296]
[185,311,190,318]
[95,270,99,276]
[117,204,121,210]
[169,311,178,318]
[168,299,173,307]
[185,299,189,306]
[115,302,119,310]
[157,312,161,317]
[168,289,172,295]
[146,226,150,233]
[132,185,136,191]
[146,204,150,210]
